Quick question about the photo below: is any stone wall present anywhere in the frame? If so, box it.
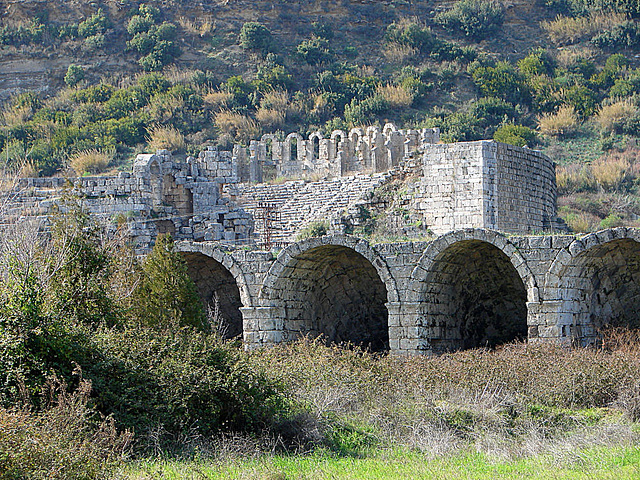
[413,141,559,235]
[2,148,253,253]
[176,228,640,354]
[235,123,440,182]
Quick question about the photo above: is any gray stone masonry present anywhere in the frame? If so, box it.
[2,148,253,253]
[176,228,640,354]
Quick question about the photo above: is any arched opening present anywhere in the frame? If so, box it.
[312,136,320,162]
[420,240,527,352]
[333,134,342,158]
[274,245,389,351]
[560,238,640,346]
[263,138,277,182]
[181,252,243,339]
[290,137,298,163]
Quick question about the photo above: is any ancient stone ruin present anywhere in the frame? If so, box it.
[2,123,638,354]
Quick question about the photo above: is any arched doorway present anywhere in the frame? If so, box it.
[558,237,640,345]
[265,243,391,351]
[418,239,528,352]
[181,252,244,339]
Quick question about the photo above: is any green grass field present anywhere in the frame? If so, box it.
[123,446,640,479]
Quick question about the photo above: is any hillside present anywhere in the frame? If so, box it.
[1,0,640,231]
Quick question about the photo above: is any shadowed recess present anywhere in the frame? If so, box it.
[560,238,640,345]
[420,240,527,352]
[181,252,243,339]
[273,245,389,351]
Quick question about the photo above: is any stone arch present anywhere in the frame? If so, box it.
[285,133,303,163]
[409,229,536,352]
[175,242,252,339]
[330,129,347,159]
[349,127,364,144]
[309,132,323,162]
[383,123,397,138]
[260,235,399,351]
[545,228,640,345]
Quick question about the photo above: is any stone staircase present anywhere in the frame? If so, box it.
[233,173,391,244]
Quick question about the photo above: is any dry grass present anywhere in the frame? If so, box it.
[383,42,418,64]
[161,66,199,86]
[1,105,32,127]
[255,108,286,130]
[203,90,233,112]
[260,90,290,112]
[146,125,186,153]
[215,110,261,143]
[555,47,597,69]
[537,105,579,136]
[247,335,640,458]
[256,90,290,130]
[542,12,627,45]
[591,153,632,191]
[595,99,638,133]
[0,375,132,479]
[377,83,415,108]
[176,15,214,37]
[70,149,113,176]
[556,163,595,194]
[563,210,597,232]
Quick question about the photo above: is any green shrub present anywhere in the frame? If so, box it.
[518,49,556,78]
[493,123,536,147]
[296,37,333,65]
[239,22,273,53]
[427,111,484,142]
[64,65,85,88]
[297,221,329,240]
[592,20,640,49]
[600,213,625,228]
[470,61,531,105]
[344,94,387,127]
[563,84,599,116]
[78,9,109,38]
[385,21,436,52]
[83,33,105,51]
[472,96,516,128]
[435,0,505,40]
[132,234,206,331]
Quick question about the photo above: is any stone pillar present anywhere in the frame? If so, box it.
[249,140,262,183]
[241,306,286,350]
[388,301,431,355]
[526,300,568,344]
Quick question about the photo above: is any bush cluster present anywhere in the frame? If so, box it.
[0,209,291,458]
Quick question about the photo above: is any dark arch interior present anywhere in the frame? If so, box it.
[273,245,389,351]
[312,136,320,160]
[421,240,528,352]
[182,252,243,339]
[561,238,640,345]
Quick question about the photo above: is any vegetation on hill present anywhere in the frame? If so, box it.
[1,0,640,230]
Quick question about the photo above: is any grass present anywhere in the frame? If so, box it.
[122,445,640,479]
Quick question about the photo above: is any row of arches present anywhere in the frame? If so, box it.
[178,229,640,352]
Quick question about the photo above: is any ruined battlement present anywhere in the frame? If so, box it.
[1,123,563,251]
[234,123,440,182]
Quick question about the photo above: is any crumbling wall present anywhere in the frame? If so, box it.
[234,123,440,182]
[2,148,253,253]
